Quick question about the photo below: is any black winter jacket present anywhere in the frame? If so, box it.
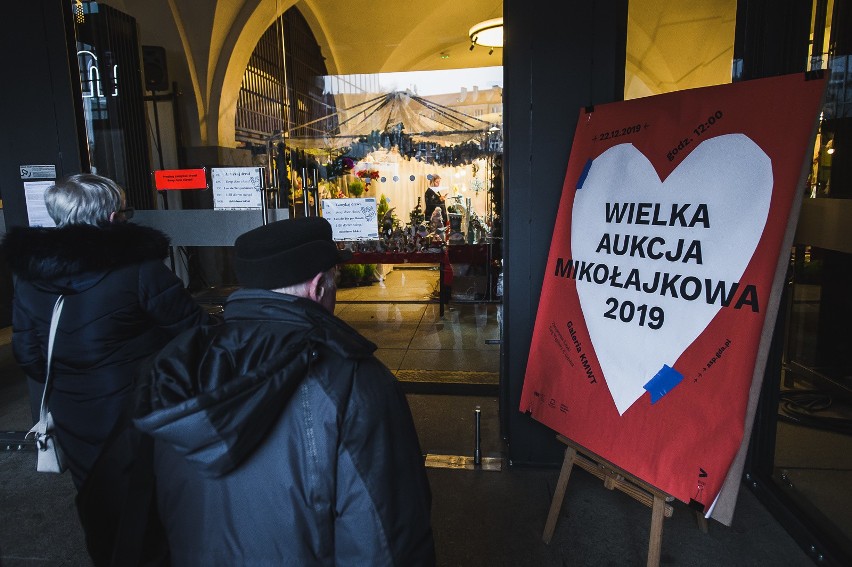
[134,289,435,566]
[2,222,208,487]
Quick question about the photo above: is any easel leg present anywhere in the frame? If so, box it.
[647,493,665,567]
[542,446,577,544]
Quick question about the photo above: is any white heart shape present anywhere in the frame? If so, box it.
[571,134,772,415]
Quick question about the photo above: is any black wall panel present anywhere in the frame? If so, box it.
[0,0,87,229]
[502,0,627,466]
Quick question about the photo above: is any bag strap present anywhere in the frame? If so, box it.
[37,295,64,424]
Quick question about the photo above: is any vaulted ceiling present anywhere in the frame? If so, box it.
[114,0,738,145]
[295,0,736,95]
[299,0,505,74]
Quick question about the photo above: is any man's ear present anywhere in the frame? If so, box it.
[109,211,117,223]
[308,271,325,303]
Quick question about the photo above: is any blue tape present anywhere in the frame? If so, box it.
[576,159,593,190]
[643,364,684,404]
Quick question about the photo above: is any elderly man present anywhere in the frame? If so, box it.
[134,217,435,566]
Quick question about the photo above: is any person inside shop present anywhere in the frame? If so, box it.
[424,174,446,223]
[1,173,210,563]
[134,216,436,565]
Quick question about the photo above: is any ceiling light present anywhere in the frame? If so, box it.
[469,17,503,49]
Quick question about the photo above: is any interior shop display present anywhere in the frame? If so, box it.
[273,88,502,303]
[266,89,503,235]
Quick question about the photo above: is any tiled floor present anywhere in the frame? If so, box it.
[335,266,501,386]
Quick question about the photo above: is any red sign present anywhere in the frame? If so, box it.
[154,168,208,190]
[521,74,825,516]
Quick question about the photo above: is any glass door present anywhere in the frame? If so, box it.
[754,2,852,563]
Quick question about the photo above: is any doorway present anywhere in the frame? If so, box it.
[232,7,506,462]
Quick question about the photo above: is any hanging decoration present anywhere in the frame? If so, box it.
[283,91,502,164]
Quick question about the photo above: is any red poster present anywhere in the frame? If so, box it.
[154,168,208,190]
[521,74,825,514]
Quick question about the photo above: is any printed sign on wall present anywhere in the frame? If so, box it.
[24,181,56,227]
[322,198,378,241]
[154,168,208,190]
[211,167,263,210]
[521,73,825,516]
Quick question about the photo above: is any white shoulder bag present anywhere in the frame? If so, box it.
[26,295,67,473]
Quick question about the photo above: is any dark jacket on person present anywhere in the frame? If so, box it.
[134,289,435,566]
[1,221,209,488]
[424,186,445,222]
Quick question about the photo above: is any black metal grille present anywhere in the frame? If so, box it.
[235,7,336,144]
[236,20,287,142]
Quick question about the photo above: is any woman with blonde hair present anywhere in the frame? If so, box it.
[424,174,446,223]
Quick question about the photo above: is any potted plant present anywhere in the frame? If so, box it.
[362,263,378,283]
[348,179,365,197]
[338,263,364,287]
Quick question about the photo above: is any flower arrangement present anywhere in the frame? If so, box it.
[356,169,380,181]
[326,156,354,180]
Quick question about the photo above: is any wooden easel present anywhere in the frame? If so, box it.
[542,435,704,567]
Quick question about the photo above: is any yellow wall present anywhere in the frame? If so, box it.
[625,0,737,99]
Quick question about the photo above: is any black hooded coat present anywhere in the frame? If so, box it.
[1,222,208,488]
[134,289,435,566]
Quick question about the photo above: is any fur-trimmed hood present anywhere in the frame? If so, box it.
[2,222,171,294]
